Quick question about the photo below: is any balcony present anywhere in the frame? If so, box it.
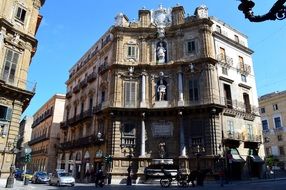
[28,134,48,146]
[59,134,104,149]
[87,72,97,82]
[238,62,251,75]
[66,109,93,127]
[93,101,110,114]
[60,121,68,130]
[0,74,36,93]
[217,53,233,67]
[79,78,88,89]
[224,131,242,141]
[66,91,72,99]
[98,63,108,75]
[242,134,261,143]
[73,84,80,94]
[31,149,47,155]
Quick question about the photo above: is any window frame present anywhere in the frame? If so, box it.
[274,116,282,128]
[186,40,196,54]
[124,81,137,107]
[1,49,20,84]
[262,120,268,131]
[127,44,137,59]
[15,6,27,23]
[189,79,199,102]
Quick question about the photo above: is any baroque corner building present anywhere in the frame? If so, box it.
[59,4,265,183]
[0,0,45,176]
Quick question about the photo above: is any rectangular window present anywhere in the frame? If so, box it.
[274,117,282,128]
[15,6,26,22]
[101,91,105,103]
[219,47,226,61]
[224,84,232,108]
[189,79,199,101]
[273,104,279,111]
[234,35,239,43]
[262,120,268,131]
[243,93,251,113]
[216,25,221,33]
[124,81,136,107]
[279,146,285,155]
[127,45,136,58]
[222,67,228,75]
[247,124,254,140]
[0,105,12,121]
[227,120,234,134]
[241,74,247,82]
[187,40,196,54]
[260,107,265,113]
[2,49,19,84]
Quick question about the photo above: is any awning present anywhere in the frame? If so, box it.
[249,155,264,163]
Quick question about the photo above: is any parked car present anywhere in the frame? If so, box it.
[21,170,33,181]
[14,168,23,179]
[31,171,50,184]
[49,170,75,187]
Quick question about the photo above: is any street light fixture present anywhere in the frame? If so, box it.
[193,144,205,171]
[237,0,286,22]
[5,136,19,188]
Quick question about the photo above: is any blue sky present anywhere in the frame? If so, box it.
[24,0,286,116]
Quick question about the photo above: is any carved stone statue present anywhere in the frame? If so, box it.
[157,42,166,63]
[157,83,166,101]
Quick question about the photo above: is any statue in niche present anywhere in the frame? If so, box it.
[156,42,166,64]
[157,82,166,101]
[159,142,166,158]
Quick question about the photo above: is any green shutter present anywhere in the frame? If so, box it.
[6,107,12,121]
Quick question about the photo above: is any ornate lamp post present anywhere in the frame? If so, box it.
[237,0,286,22]
[23,146,31,185]
[193,144,205,171]
[5,136,19,188]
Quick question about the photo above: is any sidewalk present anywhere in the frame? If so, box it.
[0,178,33,190]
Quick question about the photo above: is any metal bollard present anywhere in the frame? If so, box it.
[24,177,29,185]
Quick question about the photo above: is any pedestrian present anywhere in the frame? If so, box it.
[127,165,132,186]
[95,169,104,187]
[219,168,225,187]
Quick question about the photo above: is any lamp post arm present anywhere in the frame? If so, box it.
[239,0,286,22]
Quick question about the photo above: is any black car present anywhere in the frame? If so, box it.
[31,171,50,184]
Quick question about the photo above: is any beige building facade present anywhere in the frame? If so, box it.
[59,4,264,183]
[15,116,33,170]
[28,94,65,173]
[259,91,286,169]
[0,0,45,176]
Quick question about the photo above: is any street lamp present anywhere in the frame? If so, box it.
[5,136,19,188]
[237,0,286,22]
[23,146,31,185]
[123,148,133,186]
[193,144,205,171]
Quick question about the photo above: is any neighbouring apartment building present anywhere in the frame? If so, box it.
[58,4,264,183]
[15,116,33,170]
[0,0,45,176]
[259,91,286,169]
[28,94,65,173]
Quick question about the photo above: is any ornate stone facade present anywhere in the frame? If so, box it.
[59,4,264,183]
[0,0,45,176]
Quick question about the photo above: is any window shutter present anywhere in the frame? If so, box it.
[125,82,131,106]
[5,107,12,121]
[130,82,136,107]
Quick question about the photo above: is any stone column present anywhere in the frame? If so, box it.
[178,69,184,106]
[140,113,146,157]
[140,72,147,107]
[179,111,186,157]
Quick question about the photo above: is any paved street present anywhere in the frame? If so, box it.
[1,178,286,190]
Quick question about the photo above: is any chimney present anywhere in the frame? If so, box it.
[171,5,185,26]
[139,8,151,27]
